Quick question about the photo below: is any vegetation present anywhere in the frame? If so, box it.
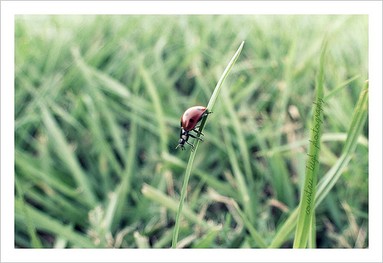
[15,15,368,248]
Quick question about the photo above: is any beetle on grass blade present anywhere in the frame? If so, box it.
[176,106,210,150]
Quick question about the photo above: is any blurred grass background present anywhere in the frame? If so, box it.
[15,15,368,248]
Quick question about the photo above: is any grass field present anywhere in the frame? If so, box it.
[15,15,368,248]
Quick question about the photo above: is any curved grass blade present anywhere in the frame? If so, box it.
[270,81,368,248]
[171,41,245,248]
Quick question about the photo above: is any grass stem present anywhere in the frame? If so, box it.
[171,41,245,248]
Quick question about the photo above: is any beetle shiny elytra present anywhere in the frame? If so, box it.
[176,106,210,150]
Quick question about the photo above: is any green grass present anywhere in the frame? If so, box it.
[15,15,368,248]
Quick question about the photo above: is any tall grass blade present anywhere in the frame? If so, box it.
[140,65,168,153]
[293,41,326,248]
[315,81,368,205]
[270,80,368,248]
[171,41,244,248]
[40,104,97,206]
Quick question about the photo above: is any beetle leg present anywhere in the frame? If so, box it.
[189,133,203,141]
[192,128,204,136]
[175,144,185,150]
[202,111,212,118]
[185,141,195,150]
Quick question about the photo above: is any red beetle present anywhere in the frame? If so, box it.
[176,106,210,150]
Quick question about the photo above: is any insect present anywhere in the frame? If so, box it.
[176,106,210,150]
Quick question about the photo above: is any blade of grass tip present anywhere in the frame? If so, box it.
[171,41,245,248]
[206,41,245,112]
[293,41,326,248]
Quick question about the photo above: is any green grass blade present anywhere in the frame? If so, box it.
[162,152,239,200]
[192,228,220,248]
[221,86,254,191]
[222,127,254,222]
[140,65,168,153]
[315,81,368,205]
[141,184,214,229]
[323,74,360,101]
[15,150,80,198]
[269,208,299,248]
[270,80,368,248]
[293,41,326,248]
[171,41,245,248]
[40,103,97,206]
[15,177,43,248]
[231,201,267,248]
[72,48,128,160]
[308,214,317,248]
[15,199,95,247]
[206,41,245,111]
